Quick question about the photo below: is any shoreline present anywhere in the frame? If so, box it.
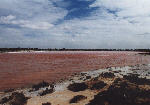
[3,50,142,54]
[0,51,149,91]
[0,64,150,105]
[0,62,148,92]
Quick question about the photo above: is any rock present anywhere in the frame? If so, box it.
[81,73,87,76]
[86,76,91,79]
[100,72,115,78]
[0,92,29,105]
[40,88,54,96]
[123,74,150,85]
[10,92,29,105]
[0,97,10,104]
[42,102,51,105]
[90,81,107,90]
[91,77,99,81]
[67,82,88,92]
[32,81,49,91]
[69,95,87,103]
[88,79,150,105]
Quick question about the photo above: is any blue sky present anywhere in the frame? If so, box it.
[0,0,150,48]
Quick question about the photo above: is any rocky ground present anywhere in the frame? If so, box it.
[0,64,150,105]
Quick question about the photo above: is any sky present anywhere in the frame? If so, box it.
[0,0,150,49]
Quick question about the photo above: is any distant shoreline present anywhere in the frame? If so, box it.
[1,48,150,53]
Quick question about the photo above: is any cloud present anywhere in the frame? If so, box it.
[0,0,150,48]
[90,0,150,18]
[0,15,16,21]
[0,15,54,29]
[20,21,54,30]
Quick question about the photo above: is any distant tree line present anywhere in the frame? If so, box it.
[0,48,150,53]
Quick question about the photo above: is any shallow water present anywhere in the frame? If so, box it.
[0,51,149,91]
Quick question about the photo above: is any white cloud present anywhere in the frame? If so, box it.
[0,15,54,29]
[0,0,150,48]
[91,0,150,17]
[20,21,54,30]
[0,15,16,24]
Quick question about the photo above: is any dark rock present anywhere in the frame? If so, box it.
[10,92,29,105]
[113,71,119,73]
[69,95,87,103]
[73,73,78,76]
[91,77,99,81]
[113,78,122,83]
[0,92,29,105]
[42,102,51,105]
[123,74,150,85]
[79,77,83,80]
[32,81,49,91]
[90,81,107,90]
[40,88,54,96]
[0,97,11,104]
[88,79,150,105]
[100,72,115,78]
[67,82,88,92]
[69,78,73,81]
[81,73,87,76]
[86,76,91,79]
